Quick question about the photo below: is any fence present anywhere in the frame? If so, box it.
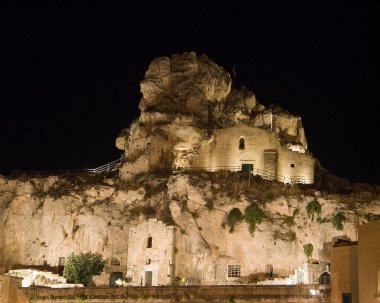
[10,157,313,184]
[10,154,125,178]
[172,166,314,184]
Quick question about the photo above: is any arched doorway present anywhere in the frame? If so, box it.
[109,272,124,287]
[319,272,331,285]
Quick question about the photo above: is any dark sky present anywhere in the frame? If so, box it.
[1,3,379,184]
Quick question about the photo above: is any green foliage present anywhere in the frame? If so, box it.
[331,212,346,231]
[63,252,106,286]
[303,243,314,259]
[316,217,330,224]
[227,208,243,233]
[306,200,321,221]
[244,204,264,235]
[252,103,265,113]
[282,215,295,226]
[174,276,186,286]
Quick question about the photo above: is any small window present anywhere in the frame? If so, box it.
[342,293,351,303]
[228,265,241,277]
[290,163,295,168]
[147,236,153,248]
[239,137,245,150]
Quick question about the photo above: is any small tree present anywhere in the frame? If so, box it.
[64,252,107,286]
[303,243,314,261]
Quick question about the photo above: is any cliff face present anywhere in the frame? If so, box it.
[0,172,378,284]
[1,52,378,285]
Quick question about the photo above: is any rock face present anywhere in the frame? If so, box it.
[1,52,378,287]
[116,52,313,183]
[0,173,379,286]
[138,52,232,115]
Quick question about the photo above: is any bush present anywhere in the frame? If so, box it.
[227,208,243,233]
[306,200,321,221]
[244,204,264,235]
[332,212,346,231]
[64,252,106,286]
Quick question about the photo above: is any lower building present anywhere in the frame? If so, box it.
[330,220,380,303]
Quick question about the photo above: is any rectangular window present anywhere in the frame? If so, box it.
[342,293,351,303]
[290,163,295,168]
[228,265,241,277]
[147,236,153,248]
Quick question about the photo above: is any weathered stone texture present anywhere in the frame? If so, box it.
[127,219,175,286]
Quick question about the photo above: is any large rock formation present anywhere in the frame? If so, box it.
[0,52,378,287]
[116,52,311,182]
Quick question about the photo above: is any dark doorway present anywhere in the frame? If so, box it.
[145,271,153,286]
[58,257,65,276]
[109,272,123,287]
[242,163,253,174]
[342,293,351,303]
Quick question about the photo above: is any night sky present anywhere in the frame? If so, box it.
[1,3,378,184]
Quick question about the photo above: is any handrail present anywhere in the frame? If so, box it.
[10,155,313,184]
[172,165,313,184]
[10,154,125,178]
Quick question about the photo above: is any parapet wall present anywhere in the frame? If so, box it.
[1,282,331,303]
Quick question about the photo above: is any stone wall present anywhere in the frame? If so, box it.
[0,274,24,303]
[330,243,358,303]
[127,219,175,286]
[4,284,331,303]
[277,148,314,183]
[358,221,380,303]
[192,126,314,183]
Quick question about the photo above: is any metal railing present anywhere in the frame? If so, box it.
[172,165,313,184]
[10,154,125,178]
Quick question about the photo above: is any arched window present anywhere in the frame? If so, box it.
[319,272,331,285]
[239,137,245,150]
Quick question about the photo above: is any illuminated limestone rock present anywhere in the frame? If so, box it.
[117,52,314,183]
[138,52,232,114]
[0,172,379,286]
